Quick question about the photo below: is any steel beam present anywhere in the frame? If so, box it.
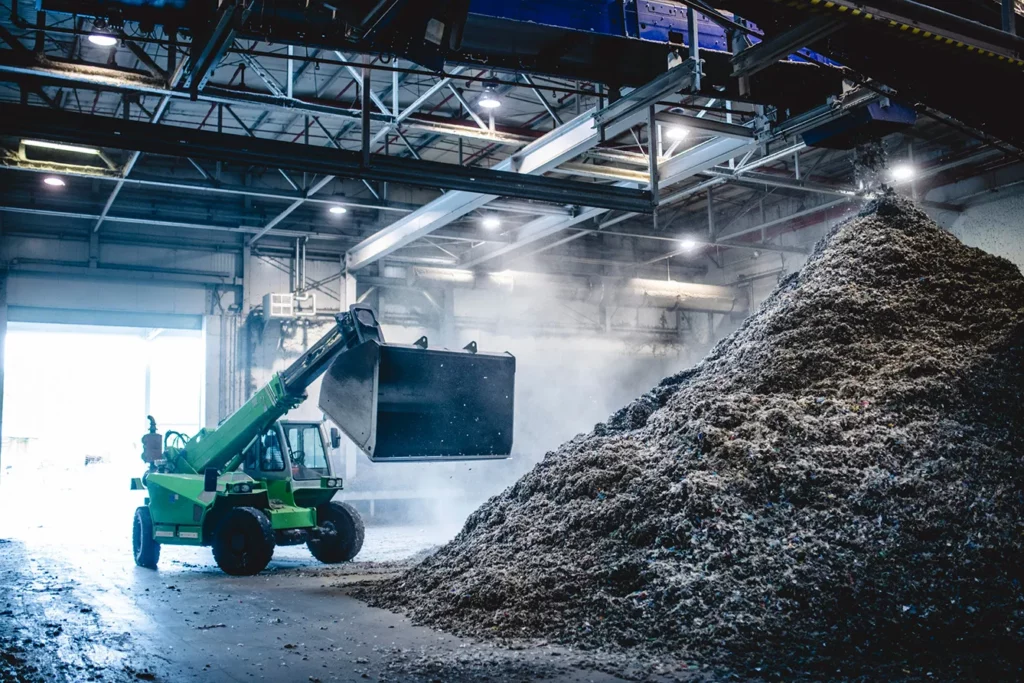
[345,59,696,271]
[0,23,57,108]
[0,204,338,240]
[521,73,563,126]
[704,169,859,197]
[445,84,489,131]
[183,1,248,94]
[240,52,286,97]
[250,175,335,244]
[0,57,546,147]
[716,197,856,242]
[0,105,651,214]
[370,67,466,144]
[732,16,845,78]
[460,135,756,268]
[655,112,754,140]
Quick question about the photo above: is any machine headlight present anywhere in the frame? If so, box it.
[229,483,253,494]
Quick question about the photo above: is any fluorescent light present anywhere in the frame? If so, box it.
[889,164,916,182]
[88,34,118,47]
[678,238,698,251]
[481,215,501,230]
[478,87,501,110]
[665,126,689,141]
[329,206,347,215]
[43,176,66,187]
[24,139,101,156]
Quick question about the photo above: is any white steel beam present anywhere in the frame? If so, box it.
[345,60,697,271]
[459,135,757,268]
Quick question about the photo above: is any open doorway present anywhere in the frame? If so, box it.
[0,323,204,552]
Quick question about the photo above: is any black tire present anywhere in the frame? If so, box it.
[307,501,365,564]
[212,507,275,576]
[132,506,160,569]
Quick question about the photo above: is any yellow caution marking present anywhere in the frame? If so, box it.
[838,5,848,11]
[864,13,872,19]
[851,8,861,15]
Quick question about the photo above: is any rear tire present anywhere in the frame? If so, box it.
[307,501,364,563]
[212,507,275,576]
[132,506,160,569]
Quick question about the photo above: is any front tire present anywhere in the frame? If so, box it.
[212,507,275,576]
[307,501,364,563]
[132,506,160,569]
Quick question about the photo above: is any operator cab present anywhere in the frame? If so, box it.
[242,421,340,487]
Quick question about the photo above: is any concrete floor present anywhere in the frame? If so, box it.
[0,465,649,683]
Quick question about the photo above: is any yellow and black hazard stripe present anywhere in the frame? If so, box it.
[761,0,1024,69]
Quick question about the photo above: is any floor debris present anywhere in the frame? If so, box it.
[364,192,1024,681]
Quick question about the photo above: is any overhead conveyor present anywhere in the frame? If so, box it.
[715,0,1024,148]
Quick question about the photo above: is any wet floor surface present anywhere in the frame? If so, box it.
[0,469,642,683]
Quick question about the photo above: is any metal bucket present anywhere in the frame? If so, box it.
[318,341,515,461]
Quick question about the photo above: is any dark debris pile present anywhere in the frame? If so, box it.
[365,193,1024,680]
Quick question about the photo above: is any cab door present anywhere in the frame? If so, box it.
[242,424,292,482]
[281,422,332,486]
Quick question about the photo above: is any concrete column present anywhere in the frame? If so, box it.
[241,243,253,315]
[203,315,223,428]
[0,270,7,482]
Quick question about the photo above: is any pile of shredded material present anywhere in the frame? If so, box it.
[366,193,1024,680]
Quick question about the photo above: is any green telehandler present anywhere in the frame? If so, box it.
[131,305,515,575]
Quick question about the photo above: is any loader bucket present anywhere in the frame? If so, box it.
[318,341,515,461]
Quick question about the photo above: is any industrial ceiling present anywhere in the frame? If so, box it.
[0,0,1021,300]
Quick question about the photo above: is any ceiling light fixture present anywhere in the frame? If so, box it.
[665,126,689,141]
[43,176,66,187]
[678,238,699,251]
[23,139,102,156]
[478,87,501,110]
[481,215,502,230]
[889,163,916,182]
[88,34,118,47]
[328,206,347,215]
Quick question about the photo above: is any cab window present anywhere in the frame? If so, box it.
[259,428,285,472]
[285,425,328,480]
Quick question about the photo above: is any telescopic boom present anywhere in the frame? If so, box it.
[162,305,516,474]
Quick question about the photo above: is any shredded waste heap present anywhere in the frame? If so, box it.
[366,193,1024,680]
